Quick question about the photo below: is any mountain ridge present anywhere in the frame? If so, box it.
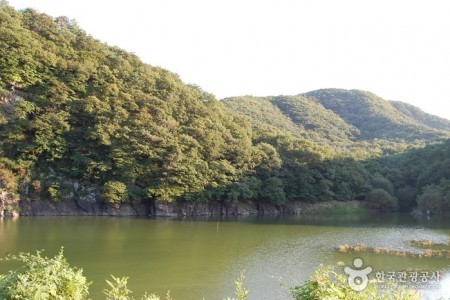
[223,88,450,145]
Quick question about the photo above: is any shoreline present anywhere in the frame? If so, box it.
[13,199,366,217]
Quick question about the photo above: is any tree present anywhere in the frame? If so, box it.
[0,166,18,215]
[261,177,286,205]
[365,189,398,212]
[0,167,18,197]
[417,181,450,213]
[395,186,417,212]
[371,173,394,195]
[102,181,128,204]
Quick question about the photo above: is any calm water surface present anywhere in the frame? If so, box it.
[0,214,449,299]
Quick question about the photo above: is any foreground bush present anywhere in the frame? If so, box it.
[292,263,419,300]
[0,249,248,300]
[103,275,170,300]
[1,249,421,300]
[103,273,248,300]
[0,249,90,299]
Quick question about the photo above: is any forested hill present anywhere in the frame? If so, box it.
[223,89,450,144]
[0,3,263,203]
[389,100,450,131]
[306,89,450,140]
[1,3,449,214]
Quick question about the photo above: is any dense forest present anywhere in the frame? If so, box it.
[0,2,449,214]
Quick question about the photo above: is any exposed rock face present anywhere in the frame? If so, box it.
[19,200,150,217]
[153,201,263,217]
[19,199,304,217]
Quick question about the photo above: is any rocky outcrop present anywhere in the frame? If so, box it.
[19,200,150,217]
[153,201,261,216]
[17,199,369,217]
[19,199,307,217]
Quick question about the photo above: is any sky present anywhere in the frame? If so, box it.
[7,0,450,119]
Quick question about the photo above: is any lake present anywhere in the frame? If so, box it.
[0,214,449,299]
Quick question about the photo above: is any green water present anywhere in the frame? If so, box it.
[0,214,449,299]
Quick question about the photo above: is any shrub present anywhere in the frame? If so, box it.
[32,179,42,193]
[0,248,90,299]
[48,182,60,202]
[103,275,172,300]
[224,272,249,300]
[102,181,128,204]
[103,275,134,300]
[128,185,145,203]
[292,263,418,300]
[0,167,19,197]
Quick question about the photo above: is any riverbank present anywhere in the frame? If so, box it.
[16,199,366,217]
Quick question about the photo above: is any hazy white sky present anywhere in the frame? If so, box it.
[7,0,450,119]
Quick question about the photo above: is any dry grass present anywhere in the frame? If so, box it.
[408,239,449,247]
[337,244,350,252]
[336,243,450,258]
